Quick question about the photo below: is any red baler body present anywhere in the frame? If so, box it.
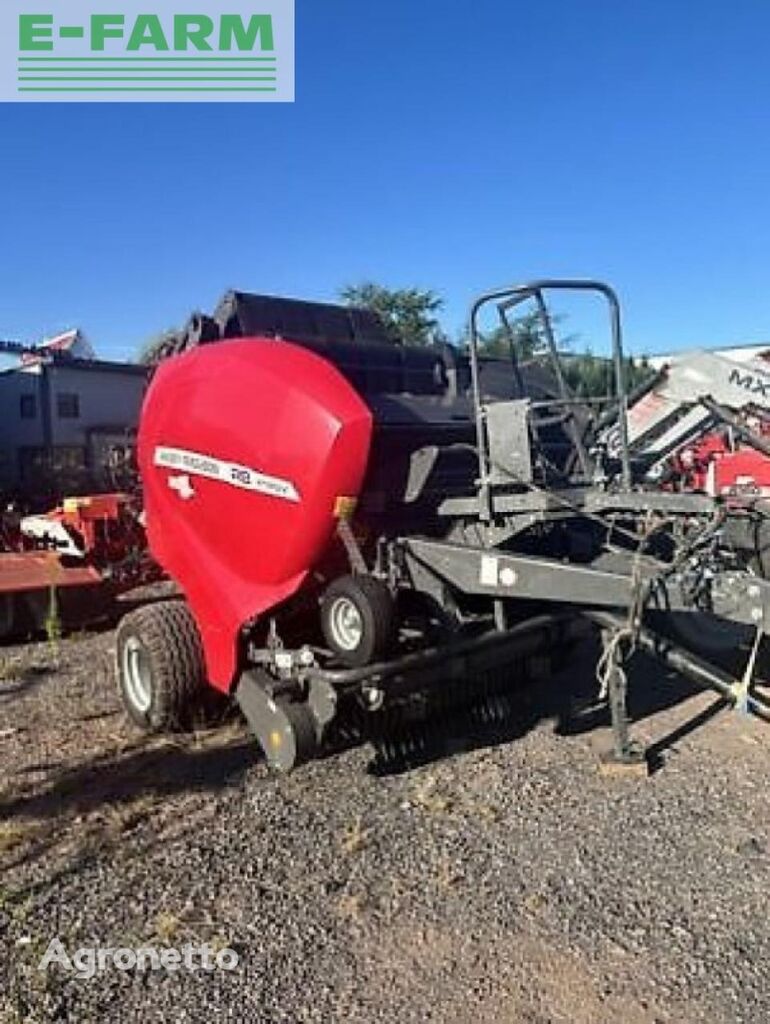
[138,338,373,689]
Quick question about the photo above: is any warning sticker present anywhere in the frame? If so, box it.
[480,555,499,587]
[154,446,300,503]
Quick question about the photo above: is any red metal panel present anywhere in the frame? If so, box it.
[138,338,373,690]
[0,552,102,593]
[713,448,770,498]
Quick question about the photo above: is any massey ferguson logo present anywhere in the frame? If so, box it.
[728,368,770,400]
[154,446,300,503]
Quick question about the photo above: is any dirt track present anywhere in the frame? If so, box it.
[1,626,769,1023]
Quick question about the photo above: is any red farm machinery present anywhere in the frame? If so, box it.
[601,349,770,501]
[0,492,153,639]
[113,282,770,772]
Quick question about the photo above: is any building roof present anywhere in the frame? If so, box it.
[21,329,96,367]
[45,355,148,377]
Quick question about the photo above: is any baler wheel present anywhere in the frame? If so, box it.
[261,699,318,773]
[235,670,319,772]
[320,575,394,668]
[116,600,206,732]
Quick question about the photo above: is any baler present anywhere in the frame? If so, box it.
[116,281,770,771]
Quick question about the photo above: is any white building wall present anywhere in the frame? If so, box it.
[0,360,147,495]
[45,364,146,446]
[0,367,44,489]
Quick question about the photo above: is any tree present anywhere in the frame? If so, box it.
[470,311,653,399]
[138,328,179,365]
[563,350,654,399]
[339,282,444,347]
[473,311,575,361]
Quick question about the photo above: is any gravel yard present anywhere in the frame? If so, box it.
[1,624,769,1023]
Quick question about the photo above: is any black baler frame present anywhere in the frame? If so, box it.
[238,280,770,772]
[468,280,633,504]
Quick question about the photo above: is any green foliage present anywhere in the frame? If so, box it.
[138,328,178,365]
[471,310,654,400]
[563,350,654,399]
[474,312,544,360]
[44,584,61,646]
[339,282,444,347]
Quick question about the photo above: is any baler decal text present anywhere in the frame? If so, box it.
[153,446,300,503]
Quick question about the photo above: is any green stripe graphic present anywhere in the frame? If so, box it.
[19,76,276,81]
[18,56,276,62]
[18,86,277,92]
[16,52,282,95]
[17,69,276,73]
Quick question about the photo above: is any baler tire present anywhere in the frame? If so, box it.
[267,700,319,773]
[320,575,394,668]
[116,600,206,733]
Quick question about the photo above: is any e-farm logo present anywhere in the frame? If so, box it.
[0,1,294,101]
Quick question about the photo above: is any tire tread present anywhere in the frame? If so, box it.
[116,599,205,731]
[320,574,394,667]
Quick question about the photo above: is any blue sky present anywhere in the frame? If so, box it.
[1,0,770,360]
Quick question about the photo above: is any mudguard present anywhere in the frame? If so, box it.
[138,338,373,690]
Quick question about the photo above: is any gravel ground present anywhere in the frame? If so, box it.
[1,623,769,1023]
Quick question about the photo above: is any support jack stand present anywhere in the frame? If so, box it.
[598,628,649,778]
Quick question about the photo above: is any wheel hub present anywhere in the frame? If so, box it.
[122,635,153,713]
[329,596,363,651]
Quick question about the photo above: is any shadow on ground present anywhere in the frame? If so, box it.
[0,732,254,826]
[0,631,732,833]
[0,664,52,700]
[359,633,722,776]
